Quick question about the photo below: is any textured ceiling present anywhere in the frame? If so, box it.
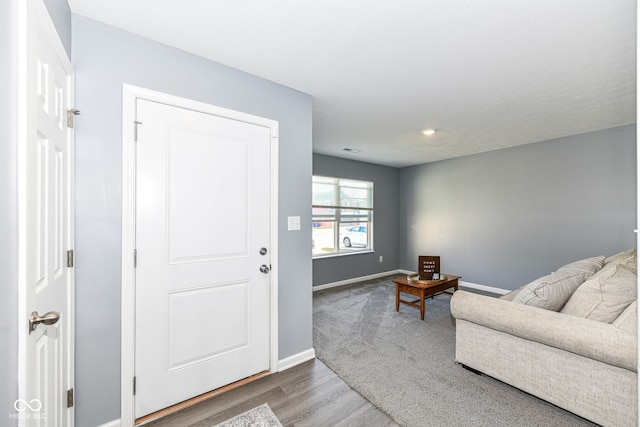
[68,0,636,167]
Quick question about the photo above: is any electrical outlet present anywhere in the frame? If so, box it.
[287,216,301,231]
[379,255,383,262]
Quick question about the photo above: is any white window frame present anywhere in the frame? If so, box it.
[312,176,373,258]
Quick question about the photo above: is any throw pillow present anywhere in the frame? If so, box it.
[511,271,588,311]
[613,300,637,335]
[556,255,605,278]
[560,264,637,323]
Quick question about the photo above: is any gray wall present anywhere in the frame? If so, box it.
[399,125,637,290]
[72,15,313,426]
[313,154,399,285]
[2,0,18,425]
[44,0,71,56]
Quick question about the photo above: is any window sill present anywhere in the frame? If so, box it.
[312,249,375,260]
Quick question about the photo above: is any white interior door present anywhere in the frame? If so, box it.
[20,0,74,425]
[134,99,273,418]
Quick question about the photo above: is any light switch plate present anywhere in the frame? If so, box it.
[287,216,301,231]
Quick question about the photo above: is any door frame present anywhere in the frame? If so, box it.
[17,0,75,424]
[120,84,279,426]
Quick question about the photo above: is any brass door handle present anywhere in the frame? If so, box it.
[29,311,60,334]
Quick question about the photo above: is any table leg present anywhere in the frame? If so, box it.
[395,284,400,312]
[420,289,425,320]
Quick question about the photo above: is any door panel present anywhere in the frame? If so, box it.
[167,127,250,262]
[166,281,250,371]
[135,99,272,418]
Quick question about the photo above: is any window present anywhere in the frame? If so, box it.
[312,176,373,257]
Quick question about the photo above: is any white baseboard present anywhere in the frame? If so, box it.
[313,269,510,296]
[313,270,404,291]
[98,420,121,427]
[278,348,315,372]
[459,280,510,295]
[404,270,510,295]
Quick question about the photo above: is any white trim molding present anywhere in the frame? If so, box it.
[313,270,403,292]
[278,348,316,372]
[314,269,510,295]
[98,420,121,427]
[458,280,510,295]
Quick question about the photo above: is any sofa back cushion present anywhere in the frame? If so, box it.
[511,271,588,311]
[561,264,637,323]
[592,249,637,281]
[604,249,636,266]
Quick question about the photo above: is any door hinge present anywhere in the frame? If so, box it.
[133,377,136,395]
[133,249,137,268]
[67,250,74,268]
[134,121,143,141]
[66,388,74,408]
[67,109,80,128]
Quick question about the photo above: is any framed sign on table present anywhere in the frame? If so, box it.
[419,255,441,280]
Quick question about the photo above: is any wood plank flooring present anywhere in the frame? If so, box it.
[143,358,398,427]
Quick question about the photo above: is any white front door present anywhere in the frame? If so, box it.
[134,98,274,418]
[20,0,74,425]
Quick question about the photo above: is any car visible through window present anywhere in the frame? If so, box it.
[341,226,367,248]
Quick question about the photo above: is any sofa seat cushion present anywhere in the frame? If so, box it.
[561,264,637,323]
[511,271,587,311]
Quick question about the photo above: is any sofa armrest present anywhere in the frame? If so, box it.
[451,290,637,372]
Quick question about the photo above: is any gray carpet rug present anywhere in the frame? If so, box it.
[313,275,599,427]
[213,403,282,427]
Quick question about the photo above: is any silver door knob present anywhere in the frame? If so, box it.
[259,264,270,274]
[29,311,60,334]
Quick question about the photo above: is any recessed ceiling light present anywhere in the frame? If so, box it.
[342,148,361,153]
[422,129,437,136]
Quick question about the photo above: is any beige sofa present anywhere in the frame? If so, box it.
[451,250,638,427]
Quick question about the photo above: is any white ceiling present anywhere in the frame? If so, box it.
[68,0,636,168]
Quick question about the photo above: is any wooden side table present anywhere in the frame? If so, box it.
[393,275,460,320]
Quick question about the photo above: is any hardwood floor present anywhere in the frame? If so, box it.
[143,358,398,427]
